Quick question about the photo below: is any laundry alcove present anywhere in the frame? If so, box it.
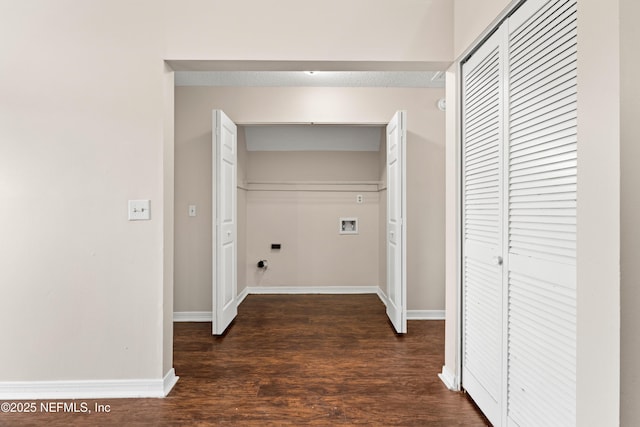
[239,123,388,294]
[172,83,445,332]
[209,106,408,333]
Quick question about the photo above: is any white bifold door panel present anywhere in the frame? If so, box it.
[212,110,238,336]
[506,0,577,425]
[461,0,577,425]
[461,24,506,427]
[386,111,407,334]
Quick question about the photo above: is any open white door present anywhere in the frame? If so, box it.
[212,110,238,335]
[386,111,407,334]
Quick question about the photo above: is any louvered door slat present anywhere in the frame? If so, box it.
[511,140,576,165]
[510,110,576,142]
[510,183,575,196]
[506,1,577,426]
[510,16,577,81]
[467,145,499,164]
[510,219,576,230]
[510,176,576,192]
[509,0,574,53]
[511,68,576,110]
[510,119,577,149]
[511,78,576,114]
[511,50,577,96]
[467,94,500,122]
[511,90,576,122]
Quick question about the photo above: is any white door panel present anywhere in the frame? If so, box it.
[213,110,238,335]
[386,111,406,334]
[506,0,577,424]
[461,23,505,427]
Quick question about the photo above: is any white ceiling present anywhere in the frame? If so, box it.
[175,71,444,88]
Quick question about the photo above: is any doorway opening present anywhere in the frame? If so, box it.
[211,114,406,335]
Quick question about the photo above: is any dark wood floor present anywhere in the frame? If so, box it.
[1,294,489,426]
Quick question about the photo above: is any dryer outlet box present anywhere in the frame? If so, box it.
[339,218,358,235]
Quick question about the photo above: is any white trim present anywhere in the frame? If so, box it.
[0,369,179,400]
[458,0,524,63]
[376,287,388,307]
[452,57,465,405]
[163,368,179,397]
[237,287,249,305]
[173,311,212,322]
[245,285,380,295]
[438,365,459,391]
[174,286,387,323]
[407,310,445,320]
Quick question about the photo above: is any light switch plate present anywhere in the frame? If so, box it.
[128,200,151,221]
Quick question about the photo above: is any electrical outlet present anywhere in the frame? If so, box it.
[356,194,364,204]
[188,205,197,217]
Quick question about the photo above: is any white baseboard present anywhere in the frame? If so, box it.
[174,287,383,322]
[407,310,445,320]
[0,368,179,400]
[173,288,449,323]
[163,368,179,396]
[438,365,459,391]
[376,288,388,307]
[173,311,212,322]
[237,286,249,304]
[245,285,380,295]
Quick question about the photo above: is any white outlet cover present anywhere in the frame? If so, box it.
[339,217,358,235]
[128,200,151,221]
[188,205,197,217]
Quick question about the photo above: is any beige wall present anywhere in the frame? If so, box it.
[453,0,512,57]
[576,1,620,424]
[247,151,380,183]
[173,104,213,312]
[0,2,167,381]
[174,86,446,312]
[1,1,455,386]
[164,0,453,65]
[621,0,640,425]
[163,64,175,375]
[237,127,248,296]
[246,190,380,288]
[245,149,381,289]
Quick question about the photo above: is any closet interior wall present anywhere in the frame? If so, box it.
[244,135,384,290]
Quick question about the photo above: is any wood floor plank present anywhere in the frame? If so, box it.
[0,294,490,426]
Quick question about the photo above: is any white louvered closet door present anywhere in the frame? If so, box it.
[461,25,506,427]
[461,0,577,425]
[506,0,577,425]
